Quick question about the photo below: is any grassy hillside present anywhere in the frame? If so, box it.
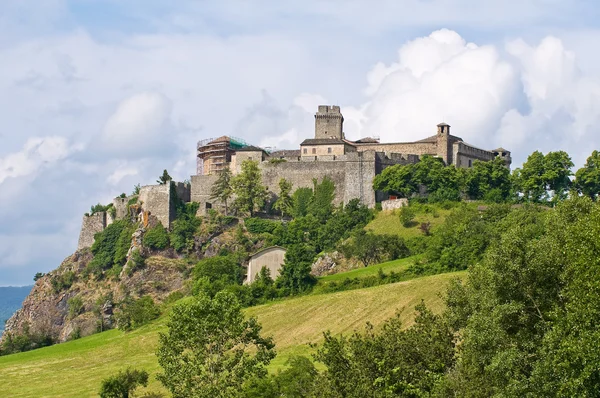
[366,206,452,237]
[0,271,464,398]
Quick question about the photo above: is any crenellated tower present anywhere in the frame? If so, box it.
[315,105,344,139]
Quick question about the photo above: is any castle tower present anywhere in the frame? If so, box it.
[315,105,344,140]
[436,123,452,165]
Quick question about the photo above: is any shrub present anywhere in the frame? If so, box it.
[99,368,149,398]
[170,203,201,253]
[125,250,146,276]
[193,255,244,297]
[67,295,84,319]
[115,296,161,331]
[399,206,416,227]
[143,223,170,250]
[33,272,45,282]
[86,220,135,279]
[50,271,76,293]
[244,217,280,234]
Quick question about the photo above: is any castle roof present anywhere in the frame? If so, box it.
[301,138,349,146]
[353,137,380,144]
[236,145,268,153]
[269,149,301,158]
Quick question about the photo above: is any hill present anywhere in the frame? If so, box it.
[0,286,33,335]
[0,271,463,397]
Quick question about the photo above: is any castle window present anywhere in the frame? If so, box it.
[312,148,316,154]
[303,148,307,154]
[468,159,472,167]
[327,147,332,154]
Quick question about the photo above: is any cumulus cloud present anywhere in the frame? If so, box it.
[100,92,175,157]
[0,136,75,184]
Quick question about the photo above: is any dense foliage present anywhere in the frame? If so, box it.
[99,368,149,398]
[115,296,161,331]
[85,220,136,279]
[156,292,275,397]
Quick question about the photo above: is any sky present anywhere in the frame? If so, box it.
[2,0,600,285]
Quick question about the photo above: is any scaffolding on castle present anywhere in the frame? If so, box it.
[196,136,249,175]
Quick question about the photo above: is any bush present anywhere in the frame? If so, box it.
[399,206,416,227]
[193,255,244,297]
[99,368,149,398]
[67,295,84,319]
[50,271,76,293]
[86,220,135,279]
[143,223,170,250]
[244,217,280,234]
[170,203,201,253]
[115,296,161,331]
[125,250,146,276]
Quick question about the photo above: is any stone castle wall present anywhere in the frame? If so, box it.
[77,212,111,250]
[355,142,438,158]
[138,182,191,228]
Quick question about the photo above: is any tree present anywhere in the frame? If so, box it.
[465,157,512,202]
[231,160,268,216]
[272,178,293,219]
[308,177,336,222]
[276,244,317,293]
[291,187,313,218]
[210,167,233,214]
[513,151,546,202]
[157,169,172,185]
[99,368,149,398]
[156,292,275,398]
[315,304,455,397]
[543,150,573,201]
[33,272,45,282]
[373,164,418,198]
[575,150,600,200]
[132,183,141,195]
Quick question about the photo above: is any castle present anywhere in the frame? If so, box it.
[190,105,511,212]
[77,105,511,249]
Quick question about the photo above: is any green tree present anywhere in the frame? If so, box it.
[373,163,418,198]
[157,169,172,185]
[315,303,455,397]
[33,272,45,282]
[132,183,141,195]
[115,296,161,331]
[543,150,573,201]
[99,368,149,398]
[575,150,600,200]
[210,167,233,214]
[291,187,313,218]
[231,160,268,216]
[276,244,317,293]
[156,292,275,398]
[513,151,546,202]
[308,177,336,222]
[465,157,512,202]
[272,178,293,219]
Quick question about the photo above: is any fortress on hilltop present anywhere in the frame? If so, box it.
[77,105,511,249]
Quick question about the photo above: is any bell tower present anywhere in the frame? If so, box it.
[436,122,452,165]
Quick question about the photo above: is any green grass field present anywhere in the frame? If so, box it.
[317,255,419,282]
[0,271,465,398]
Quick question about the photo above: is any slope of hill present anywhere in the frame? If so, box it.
[0,271,464,398]
[0,286,33,335]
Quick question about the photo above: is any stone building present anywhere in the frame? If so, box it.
[245,246,287,284]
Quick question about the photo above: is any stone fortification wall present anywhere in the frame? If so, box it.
[112,196,135,219]
[191,151,416,213]
[262,158,349,204]
[355,142,438,157]
[138,182,190,228]
[245,246,286,284]
[139,184,170,227]
[453,142,496,168]
[77,212,110,250]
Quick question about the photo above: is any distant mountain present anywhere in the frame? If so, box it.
[0,286,33,335]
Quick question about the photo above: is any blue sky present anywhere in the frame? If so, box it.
[2,0,600,285]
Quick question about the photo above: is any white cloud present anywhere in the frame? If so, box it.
[0,136,74,184]
[100,92,174,157]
